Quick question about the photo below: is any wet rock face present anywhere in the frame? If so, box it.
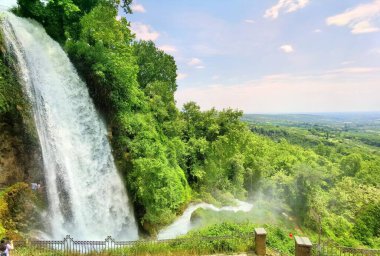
[0,123,25,184]
[0,121,43,186]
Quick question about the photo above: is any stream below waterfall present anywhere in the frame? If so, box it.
[158,200,253,240]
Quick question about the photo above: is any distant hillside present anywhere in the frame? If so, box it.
[243,112,380,126]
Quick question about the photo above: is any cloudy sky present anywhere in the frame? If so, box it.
[126,0,380,113]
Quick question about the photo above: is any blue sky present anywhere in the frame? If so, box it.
[126,1,379,113]
[2,0,380,113]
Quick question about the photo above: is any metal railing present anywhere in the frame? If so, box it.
[10,232,380,255]
[313,242,380,256]
[12,234,255,256]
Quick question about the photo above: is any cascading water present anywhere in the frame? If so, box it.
[158,200,253,239]
[0,11,138,240]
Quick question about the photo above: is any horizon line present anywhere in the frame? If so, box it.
[243,111,380,115]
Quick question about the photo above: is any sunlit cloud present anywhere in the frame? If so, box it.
[327,67,380,74]
[370,48,380,54]
[279,44,294,53]
[341,60,355,65]
[244,19,255,23]
[177,73,188,80]
[131,3,146,13]
[352,21,379,34]
[188,58,203,66]
[264,0,310,19]
[326,0,380,34]
[130,22,159,41]
[158,45,178,53]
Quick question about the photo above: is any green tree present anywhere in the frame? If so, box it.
[133,41,177,92]
[354,204,380,245]
[17,0,81,43]
[340,153,362,176]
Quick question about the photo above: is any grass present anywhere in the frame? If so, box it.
[11,235,254,256]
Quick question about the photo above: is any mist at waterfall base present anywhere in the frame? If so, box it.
[158,192,291,240]
[1,11,138,240]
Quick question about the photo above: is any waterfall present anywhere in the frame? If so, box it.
[1,12,139,240]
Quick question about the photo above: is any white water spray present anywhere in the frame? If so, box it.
[1,12,138,240]
[0,0,16,10]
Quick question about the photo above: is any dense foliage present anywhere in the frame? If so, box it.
[247,120,380,247]
[0,183,40,239]
[0,39,26,126]
[5,0,379,249]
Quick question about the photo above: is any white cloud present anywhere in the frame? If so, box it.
[327,67,380,74]
[244,19,255,23]
[131,3,146,13]
[264,0,310,19]
[177,73,188,80]
[341,60,355,65]
[130,22,159,41]
[326,0,380,34]
[314,29,322,33]
[195,65,205,69]
[212,75,220,80]
[352,21,379,34]
[158,45,177,53]
[188,58,203,66]
[371,48,380,54]
[279,44,294,53]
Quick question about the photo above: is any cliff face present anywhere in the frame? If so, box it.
[0,30,43,187]
[0,26,45,238]
[0,121,42,186]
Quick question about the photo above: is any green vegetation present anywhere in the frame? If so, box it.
[182,222,295,255]
[0,35,27,128]
[0,0,377,251]
[245,115,380,247]
[0,28,39,157]
[0,183,40,239]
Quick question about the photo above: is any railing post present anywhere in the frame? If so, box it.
[254,228,267,256]
[295,236,312,256]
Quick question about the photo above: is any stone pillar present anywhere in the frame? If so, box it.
[295,236,312,256]
[254,228,267,256]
